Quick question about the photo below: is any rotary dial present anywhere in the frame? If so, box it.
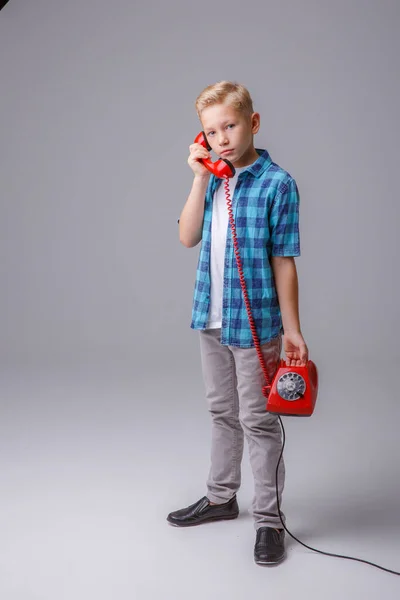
[276,372,306,401]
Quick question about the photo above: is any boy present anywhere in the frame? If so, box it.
[168,81,309,566]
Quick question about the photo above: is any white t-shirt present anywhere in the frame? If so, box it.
[206,166,248,329]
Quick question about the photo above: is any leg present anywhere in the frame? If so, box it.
[199,328,244,504]
[231,335,286,530]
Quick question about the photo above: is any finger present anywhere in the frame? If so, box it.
[191,143,209,154]
[300,347,308,365]
[191,149,210,158]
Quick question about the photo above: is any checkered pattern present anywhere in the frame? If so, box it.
[190,149,301,347]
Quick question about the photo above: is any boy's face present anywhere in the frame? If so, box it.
[200,101,260,168]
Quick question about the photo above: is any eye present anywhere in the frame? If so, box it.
[227,124,235,129]
[207,131,215,136]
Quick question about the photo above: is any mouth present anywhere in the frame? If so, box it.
[220,149,233,155]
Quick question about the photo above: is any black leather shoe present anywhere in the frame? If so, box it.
[254,527,286,565]
[167,495,239,527]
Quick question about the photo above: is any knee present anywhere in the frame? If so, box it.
[207,396,238,422]
[239,407,280,435]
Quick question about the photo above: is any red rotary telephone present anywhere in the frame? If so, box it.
[195,131,319,417]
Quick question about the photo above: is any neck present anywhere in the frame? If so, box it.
[233,147,259,168]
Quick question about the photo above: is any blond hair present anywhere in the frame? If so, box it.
[195,80,254,120]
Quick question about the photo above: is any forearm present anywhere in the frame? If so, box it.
[179,174,210,248]
[270,256,302,334]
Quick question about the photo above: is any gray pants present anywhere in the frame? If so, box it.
[199,328,285,530]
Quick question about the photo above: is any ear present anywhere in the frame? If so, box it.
[251,112,261,134]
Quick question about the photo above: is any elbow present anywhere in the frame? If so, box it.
[180,237,191,248]
[180,236,197,248]
[179,229,201,247]
[179,232,193,247]
[178,218,203,248]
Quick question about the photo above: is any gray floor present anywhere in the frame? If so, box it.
[1,357,399,599]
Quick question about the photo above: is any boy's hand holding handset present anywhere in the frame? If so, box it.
[188,143,212,177]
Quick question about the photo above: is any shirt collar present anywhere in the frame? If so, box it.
[245,149,272,178]
[210,149,272,195]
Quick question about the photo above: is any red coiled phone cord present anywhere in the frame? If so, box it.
[224,178,274,398]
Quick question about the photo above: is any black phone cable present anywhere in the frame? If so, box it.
[275,416,400,576]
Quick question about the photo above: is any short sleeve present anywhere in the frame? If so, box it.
[269,177,301,257]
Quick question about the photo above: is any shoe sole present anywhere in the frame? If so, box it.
[167,513,239,527]
[254,552,286,566]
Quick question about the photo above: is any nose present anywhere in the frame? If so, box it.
[218,132,229,147]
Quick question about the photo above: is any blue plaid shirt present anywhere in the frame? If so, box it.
[190,148,301,347]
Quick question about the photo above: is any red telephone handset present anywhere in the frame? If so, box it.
[194,132,236,179]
